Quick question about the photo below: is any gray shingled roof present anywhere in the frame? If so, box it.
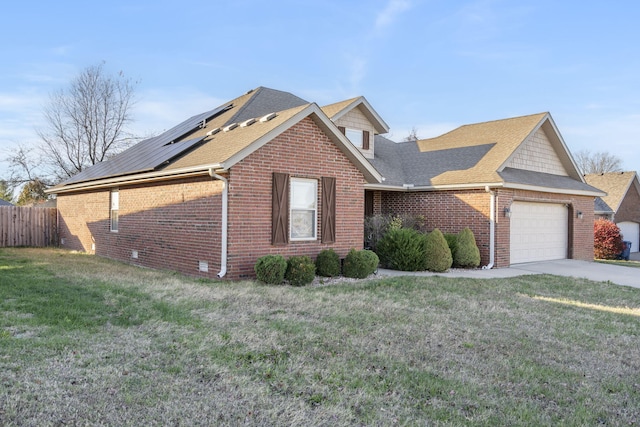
[498,168,604,192]
[372,135,604,193]
[0,199,13,206]
[594,197,614,214]
[370,135,494,186]
[59,87,310,186]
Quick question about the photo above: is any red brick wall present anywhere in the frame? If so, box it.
[380,189,493,266]
[379,188,595,267]
[226,116,366,279]
[615,185,640,224]
[57,177,224,278]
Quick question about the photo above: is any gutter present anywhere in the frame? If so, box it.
[46,163,223,194]
[209,169,228,278]
[482,186,495,270]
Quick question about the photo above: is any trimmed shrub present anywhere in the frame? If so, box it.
[254,255,287,285]
[454,227,481,268]
[343,249,379,279]
[444,233,458,262]
[594,219,624,259]
[376,227,427,271]
[285,255,316,286]
[424,228,453,272]
[316,249,341,277]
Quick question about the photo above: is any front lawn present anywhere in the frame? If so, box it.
[1,248,639,426]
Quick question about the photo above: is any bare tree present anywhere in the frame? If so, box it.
[403,127,420,142]
[23,62,138,183]
[574,149,623,175]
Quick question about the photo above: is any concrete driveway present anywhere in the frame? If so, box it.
[377,259,640,289]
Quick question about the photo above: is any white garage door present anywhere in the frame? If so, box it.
[510,202,568,264]
[618,221,639,253]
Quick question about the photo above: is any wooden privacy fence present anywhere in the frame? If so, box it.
[0,206,58,247]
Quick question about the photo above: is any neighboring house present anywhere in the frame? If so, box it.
[0,199,14,206]
[585,171,640,253]
[47,87,604,279]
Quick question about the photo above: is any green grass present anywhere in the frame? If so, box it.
[1,248,640,426]
[597,258,640,268]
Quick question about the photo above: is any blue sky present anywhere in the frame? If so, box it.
[1,0,639,179]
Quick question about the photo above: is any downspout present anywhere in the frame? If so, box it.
[209,169,228,278]
[482,186,495,270]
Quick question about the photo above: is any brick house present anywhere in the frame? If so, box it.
[365,112,604,267]
[48,87,604,278]
[585,171,640,253]
[49,88,383,279]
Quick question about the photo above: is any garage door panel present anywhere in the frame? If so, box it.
[510,202,568,264]
[618,221,639,253]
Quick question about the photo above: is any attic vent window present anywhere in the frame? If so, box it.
[223,123,238,132]
[206,127,221,136]
[260,112,277,122]
[241,118,256,127]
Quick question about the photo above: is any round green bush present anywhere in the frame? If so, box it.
[343,249,379,279]
[376,227,427,271]
[443,233,458,263]
[285,255,316,286]
[424,228,453,272]
[254,254,287,284]
[316,249,341,277]
[454,227,480,268]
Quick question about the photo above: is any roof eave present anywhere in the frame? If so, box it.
[364,182,505,192]
[45,163,224,195]
[503,182,605,197]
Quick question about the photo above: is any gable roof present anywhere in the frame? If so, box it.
[594,197,615,215]
[369,113,603,196]
[48,87,381,194]
[321,96,389,134]
[584,171,640,212]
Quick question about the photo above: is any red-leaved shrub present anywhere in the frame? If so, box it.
[594,219,624,259]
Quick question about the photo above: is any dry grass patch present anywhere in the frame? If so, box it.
[1,248,640,426]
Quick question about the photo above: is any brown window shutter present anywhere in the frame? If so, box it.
[321,177,336,243]
[362,130,370,150]
[272,172,289,245]
[338,126,346,135]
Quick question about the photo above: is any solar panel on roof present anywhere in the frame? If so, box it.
[60,103,233,185]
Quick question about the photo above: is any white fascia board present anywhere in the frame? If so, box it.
[364,182,504,192]
[330,97,390,134]
[46,163,223,194]
[503,182,606,197]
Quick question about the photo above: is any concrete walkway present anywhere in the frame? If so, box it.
[377,258,640,289]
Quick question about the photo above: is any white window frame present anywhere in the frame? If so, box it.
[289,178,318,241]
[110,189,119,232]
[345,128,363,148]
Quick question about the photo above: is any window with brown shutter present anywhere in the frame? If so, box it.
[362,130,370,150]
[321,177,336,243]
[272,172,289,245]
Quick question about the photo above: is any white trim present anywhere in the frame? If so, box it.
[46,163,223,194]
[209,170,228,278]
[289,177,318,241]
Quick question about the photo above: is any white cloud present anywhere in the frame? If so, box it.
[375,0,412,31]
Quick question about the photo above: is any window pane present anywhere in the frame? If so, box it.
[291,180,316,209]
[345,128,363,148]
[291,210,315,239]
[111,210,119,232]
[111,191,119,210]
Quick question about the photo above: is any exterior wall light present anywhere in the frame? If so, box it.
[504,207,511,218]
[577,211,583,220]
